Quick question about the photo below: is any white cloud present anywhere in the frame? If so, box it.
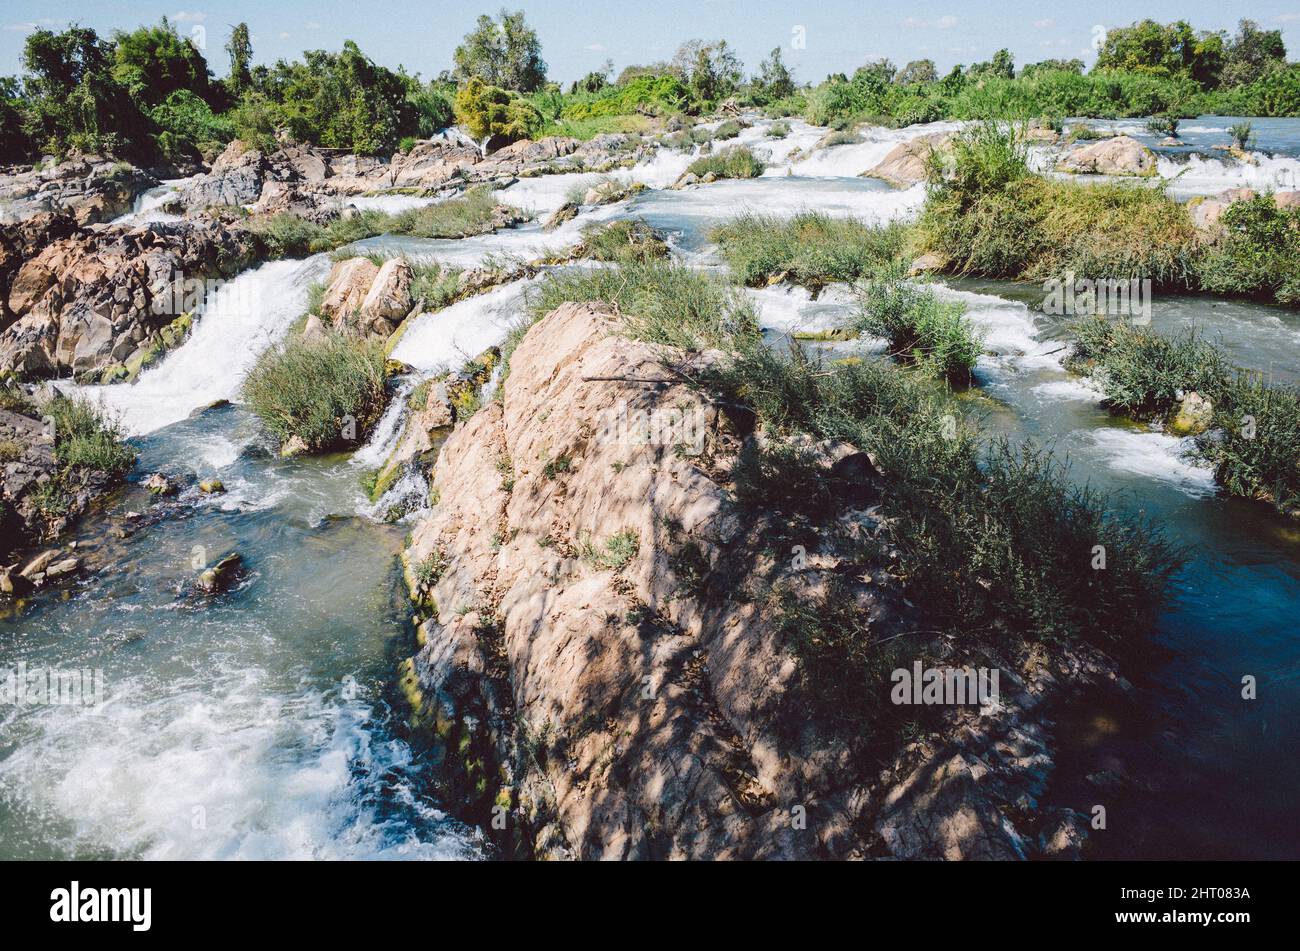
[279,32,290,40]
[1033,19,1055,28]
[306,21,322,30]
[585,43,606,51]
[1275,13,1300,23]
[171,10,207,23]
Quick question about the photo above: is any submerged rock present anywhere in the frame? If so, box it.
[196,552,243,594]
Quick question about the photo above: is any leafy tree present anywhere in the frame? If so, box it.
[453,9,547,92]
[1093,19,1224,87]
[453,76,541,145]
[0,76,30,163]
[1222,19,1287,87]
[21,26,149,157]
[970,49,1015,80]
[753,46,795,102]
[111,18,212,108]
[1020,58,1085,77]
[150,88,234,158]
[236,41,417,154]
[571,59,613,94]
[895,59,937,85]
[673,39,744,104]
[407,80,455,136]
[225,23,253,96]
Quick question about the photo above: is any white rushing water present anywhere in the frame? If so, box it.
[1158,151,1300,199]
[109,177,192,227]
[390,277,536,374]
[71,255,332,435]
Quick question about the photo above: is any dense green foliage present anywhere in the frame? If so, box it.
[453,77,541,144]
[7,13,1300,166]
[526,261,757,350]
[707,342,1181,650]
[709,212,906,287]
[1067,315,1300,515]
[242,332,388,452]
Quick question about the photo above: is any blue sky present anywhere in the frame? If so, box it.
[5,1,1300,84]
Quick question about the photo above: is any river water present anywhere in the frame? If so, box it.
[3,115,1298,859]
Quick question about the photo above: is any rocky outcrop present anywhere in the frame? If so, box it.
[398,301,1104,860]
[316,256,415,340]
[1055,135,1156,176]
[0,155,156,226]
[1,217,262,381]
[861,133,951,188]
[0,406,122,567]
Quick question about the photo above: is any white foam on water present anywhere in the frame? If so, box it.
[1084,429,1217,497]
[745,284,858,335]
[347,193,442,214]
[1158,152,1300,198]
[927,284,1048,359]
[69,255,332,436]
[642,177,925,231]
[389,277,535,374]
[1032,377,1106,402]
[0,670,479,860]
[773,120,964,179]
[352,378,416,468]
[109,178,192,226]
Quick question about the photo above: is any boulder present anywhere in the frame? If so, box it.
[397,300,1092,860]
[143,472,175,495]
[542,201,579,231]
[319,257,380,328]
[1055,135,1156,176]
[196,552,242,594]
[358,258,414,333]
[861,133,950,187]
[1169,391,1214,436]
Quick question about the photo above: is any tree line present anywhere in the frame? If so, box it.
[1,12,1296,166]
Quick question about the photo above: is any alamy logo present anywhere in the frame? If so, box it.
[1,663,105,711]
[50,882,151,931]
[1042,271,1152,325]
[890,662,1000,708]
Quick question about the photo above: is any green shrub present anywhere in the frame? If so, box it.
[686,145,764,180]
[709,212,907,287]
[41,394,135,475]
[526,261,758,350]
[1229,120,1255,150]
[854,268,983,381]
[579,218,669,264]
[1197,373,1300,514]
[242,332,388,452]
[387,186,513,238]
[454,77,541,144]
[1197,194,1300,303]
[1065,315,1231,418]
[712,118,743,139]
[918,124,1200,286]
[705,343,1183,649]
[768,119,790,138]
